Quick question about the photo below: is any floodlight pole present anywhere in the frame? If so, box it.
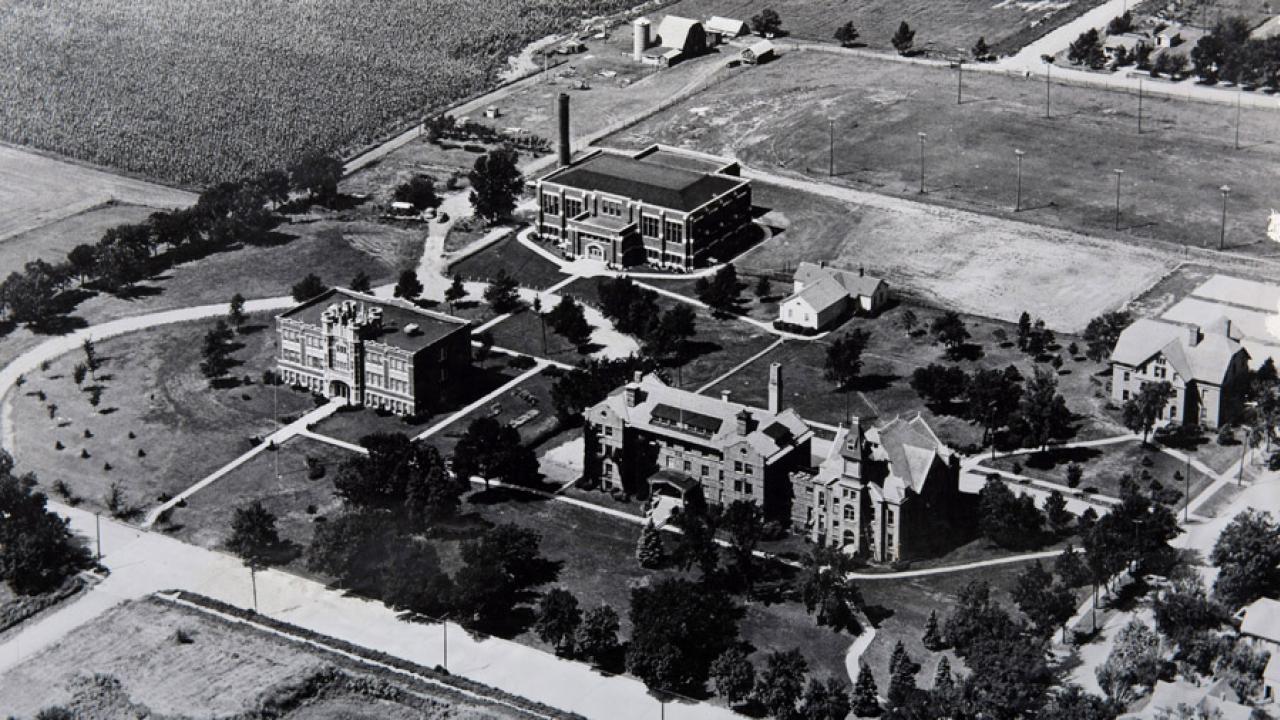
[1137,79,1143,134]
[1014,149,1025,211]
[1112,169,1124,231]
[829,119,835,176]
[1219,185,1231,250]
[1234,87,1242,150]
[250,562,259,613]
[1043,58,1053,118]
[917,132,927,194]
[956,57,964,105]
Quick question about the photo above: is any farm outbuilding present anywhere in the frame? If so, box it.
[655,16,706,55]
[741,39,776,65]
[705,16,746,45]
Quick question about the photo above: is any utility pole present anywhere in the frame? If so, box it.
[250,563,259,613]
[1234,86,1242,150]
[917,132,927,194]
[828,119,835,176]
[955,56,964,105]
[95,513,102,561]
[1014,149,1025,211]
[1219,185,1231,250]
[1137,79,1143,134]
[1113,169,1124,231]
[1042,56,1053,118]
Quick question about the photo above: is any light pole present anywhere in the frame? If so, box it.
[829,118,835,176]
[917,132,927,194]
[1137,78,1143,134]
[953,53,965,105]
[1234,86,1242,150]
[1112,169,1124,231]
[1041,55,1054,118]
[1014,149,1025,211]
[1219,185,1231,250]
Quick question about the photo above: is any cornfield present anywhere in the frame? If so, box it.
[0,0,640,187]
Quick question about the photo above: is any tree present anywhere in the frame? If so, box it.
[452,416,537,488]
[291,273,326,302]
[0,461,93,595]
[834,21,860,47]
[1038,685,1120,720]
[886,640,919,707]
[751,8,782,37]
[1066,462,1084,488]
[801,546,864,634]
[710,647,756,706]
[469,146,523,222]
[1017,312,1033,350]
[454,524,554,629]
[636,521,665,569]
[933,656,954,693]
[1012,561,1075,639]
[921,610,944,650]
[1,263,63,326]
[626,578,742,694]
[824,329,870,391]
[72,363,87,387]
[226,500,280,567]
[978,475,1044,549]
[1154,577,1225,649]
[334,434,463,522]
[754,275,773,299]
[1016,367,1072,450]
[94,228,152,292]
[892,21,916,55]
[547,294,592,347]
[1123,381,1175,443]
[852,663,881,717]
[82,338,100,377]
[1084,311,1130,362]
[756,649,808,720]
[1045,489,1072,536]
[1096,618,1162,703]
[801,676,851,720]
[696,264,740,315]
[721,500,765,587]
[910,364,968,409]
[536,588,582,655]
[671,503,721,579]
[200,320,235,382]
[393,269,423,301]
[227,293,247,332]
[483,269,521,313]
[964,365,1024,444]
[305,509,394,592]
[1210,509,1280,609]
[67,244,98,283]
[973,36,992,60]
[1069,28,1105,68]
[444,274,467,313]
[289,152,342,206]
[645,304,697,363]
[1055,544,1090,588]
[900,309,918,336]
[394,174,438,210]
[1107,10,1134,34]
[349,270,372,294]
[930,311,970,359]
[380,540,453,617]
[403,445,467,527]
[576,605,621,665]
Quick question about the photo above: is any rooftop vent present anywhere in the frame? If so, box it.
[404,323,420,335]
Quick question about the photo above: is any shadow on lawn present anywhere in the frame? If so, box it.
[1022,445,1106,471]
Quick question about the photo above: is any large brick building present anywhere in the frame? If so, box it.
[1109,316,1250,429]
[534,145,752,271]
[275,288,472,416]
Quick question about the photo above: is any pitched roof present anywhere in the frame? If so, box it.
[1111,318,1245,385]
[782,274,847,314]
[592,373,811,460]
[869,415,952,501]
[544,152,745,213]
[794,261,886,299]
[1121,680,1252,720]
[1191,273,1280,314]
[706,16,745,35]
[1241,597,1280,643]
[743,39,776,56]
[656,15,703,50]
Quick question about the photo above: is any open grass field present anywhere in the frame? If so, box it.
[658,0,1105,54]
[0,0,650,187]
[450,233,568,290]
[0,596,536,718]
[610,49,1280,256]
[686,298,1123,448]
[9,314,317,518]
[0,144,194,242]
[0,202,157,276]
[984,437,1217,501]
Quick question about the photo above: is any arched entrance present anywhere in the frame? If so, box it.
[587,243,605,260]
[329,380,351,403]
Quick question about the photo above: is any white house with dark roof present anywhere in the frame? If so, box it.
[1109,317,1250,429]
[584,363,815,520]
[791,415,963,562]
[778,261,889,330]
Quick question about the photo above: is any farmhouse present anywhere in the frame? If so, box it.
[585,364,814,520]
[1109,317,1250,429]
[1104,32,1148,60]
[275,288,472,416]
[778,262,889,331]
[791,416,964,563]
[1120,680,1252,720]
[535,145,752,270]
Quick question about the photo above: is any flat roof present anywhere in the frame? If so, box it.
[637,147,732,175]
[279,288,469,353]
[545,152,744,213]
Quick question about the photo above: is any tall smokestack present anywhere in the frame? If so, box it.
[557,93,571,168]
[633,18,651,61]
[768,362,783,414]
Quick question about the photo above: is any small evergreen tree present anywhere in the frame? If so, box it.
[349,270,372,293]
[891,21,916,55]
[922,610,944,650]
[933,655,954,693]
[754,275,773,299]
[887,640,918,707]
[394,269,424,301]
[444,273,467,312]
[852,662,881,717]
[227,293,247,332]
[637,521,664,568]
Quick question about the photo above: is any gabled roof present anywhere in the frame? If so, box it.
[782,274,847,315]
[743,39,776,56]
[1110,318,1246,385]
[1241,597,1280,643]
[869,415,952,501]
[794,261,886,299]
[706,16,746,35]
[591,373,811,460]
[1121,680,1252,720]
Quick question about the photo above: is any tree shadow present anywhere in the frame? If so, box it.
[1023,445,1105,471]
[851,372,898,392]
[30,314,88,336]
[863,604,896,627]
[112,284,164,300]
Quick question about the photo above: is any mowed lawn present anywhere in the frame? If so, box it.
[985,437,1217,501]
[0,202,157,274]
[449,233,568,290]
[658,0,1103,54]
[700,301,1124,449]
[9,314,317,518]
[0,597,528,719]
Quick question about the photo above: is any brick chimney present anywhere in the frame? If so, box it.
[557,93,571,167]
[625,374,642,407]
[768,362,783,415]
[736,409,753,436]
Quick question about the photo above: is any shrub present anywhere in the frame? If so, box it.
[54,440,64,450]
[1217,426,1234,445]
[80,449,90,459]
[173,628,195,644]
[103,462,112,471]
[138,448,147,457]
[1011,461,1023,475]
[306,455,326,480]
[509,354,537,369]
[84,428,92,438]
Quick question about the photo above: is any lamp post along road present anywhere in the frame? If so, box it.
[1113,169,1124,231]
[1014,149,1025,212]
[829,118,835,176]
[917,132,927,194]
[1137,79,1143,134]
[1219,185,1231,250]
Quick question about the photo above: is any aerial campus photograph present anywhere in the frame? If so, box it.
[1,1,1280,719]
